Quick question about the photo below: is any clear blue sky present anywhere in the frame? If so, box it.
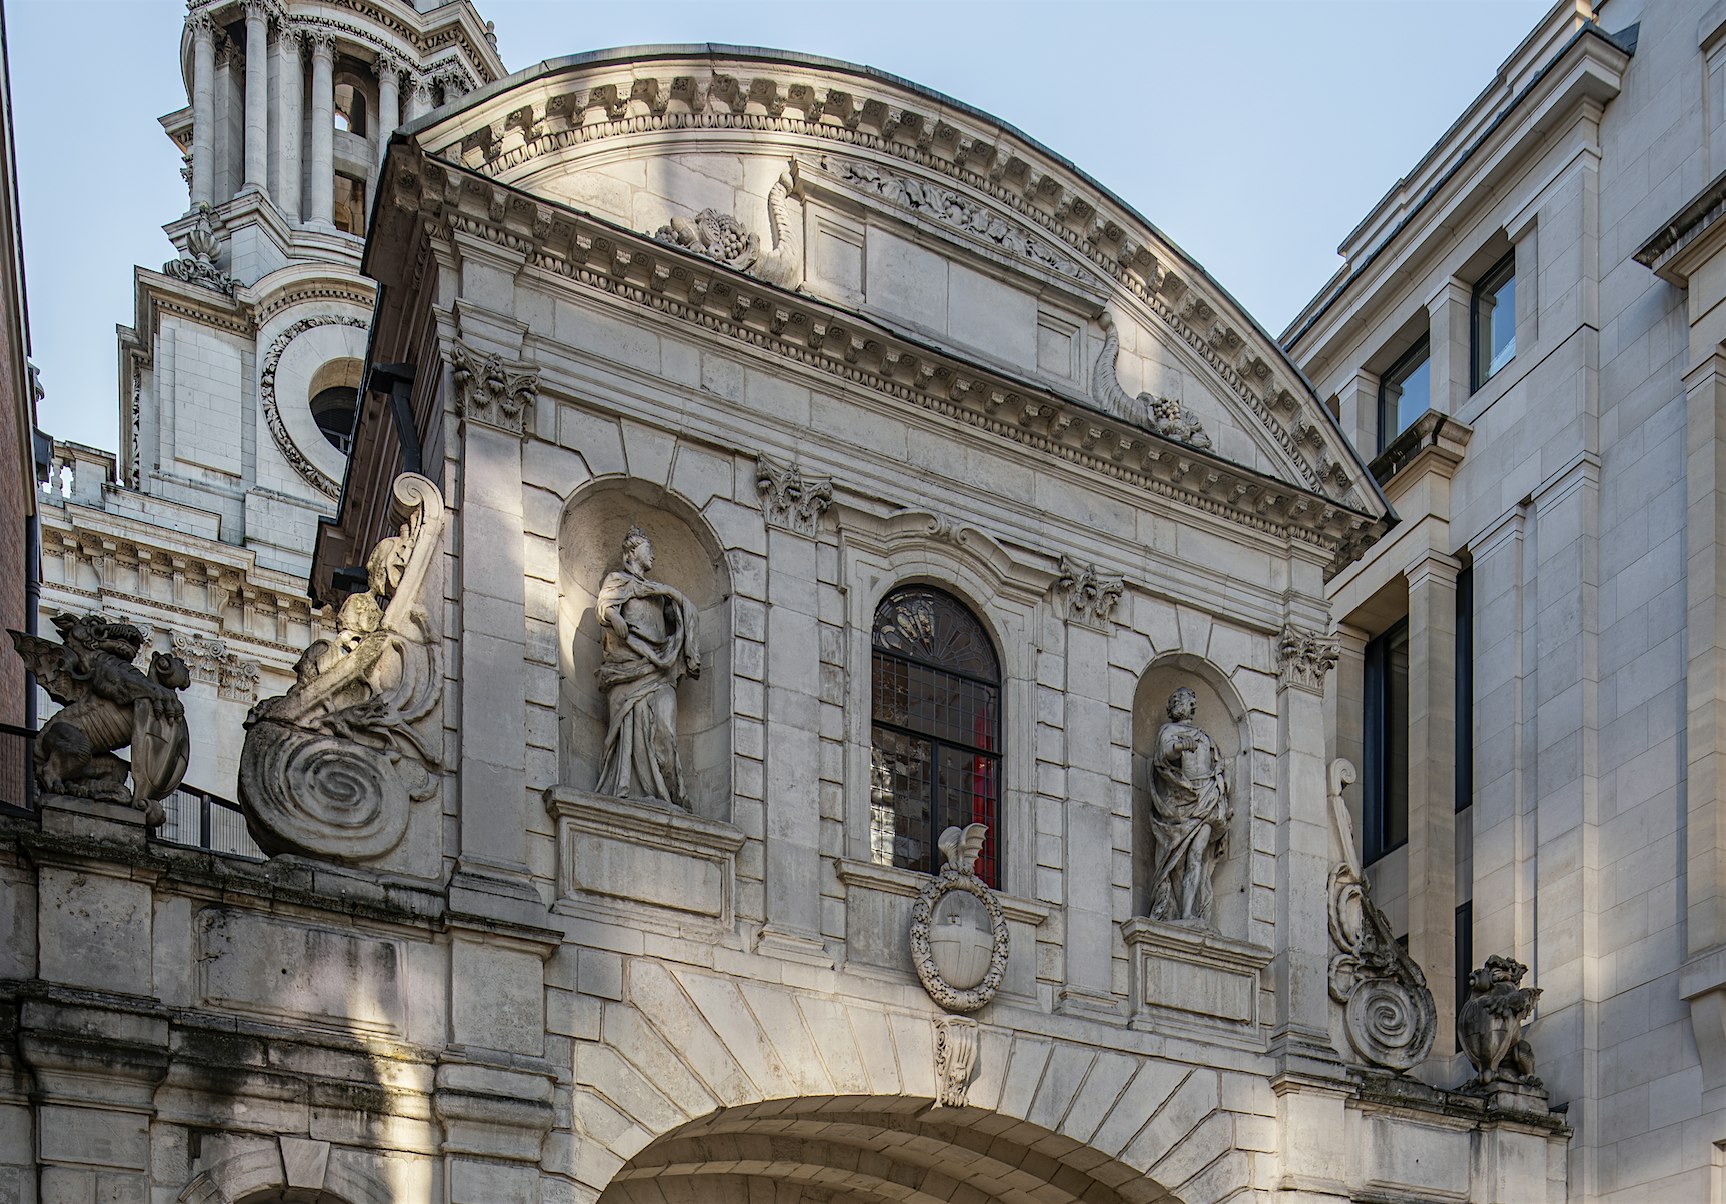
[11,0,1551,454]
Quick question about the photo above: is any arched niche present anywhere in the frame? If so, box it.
[558,477,733,819]
[1132,652,1252,938]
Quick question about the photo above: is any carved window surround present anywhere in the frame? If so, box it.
[543,787,746,938]
[1121,917,1274,1050]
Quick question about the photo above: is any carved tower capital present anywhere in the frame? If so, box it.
[449,340,540,437]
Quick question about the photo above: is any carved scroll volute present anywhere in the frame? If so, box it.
[238,473,446,863]
[1326,758,1437,1072]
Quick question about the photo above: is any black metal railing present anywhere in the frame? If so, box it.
[155,781,264,859]
[0,719,261,857]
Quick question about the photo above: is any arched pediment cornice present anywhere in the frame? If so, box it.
[400,45,1386,525]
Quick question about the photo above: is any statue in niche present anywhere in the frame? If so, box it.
[1147,686,1231,923]
[595,526,702,809]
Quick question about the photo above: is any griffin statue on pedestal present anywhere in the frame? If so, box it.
[8,613,192,826]
[1457,953,1543,1092]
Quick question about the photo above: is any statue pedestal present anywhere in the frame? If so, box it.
[1486,1082,1550,1115]
[38,792,150,846]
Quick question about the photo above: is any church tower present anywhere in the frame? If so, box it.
[34,1,504,823]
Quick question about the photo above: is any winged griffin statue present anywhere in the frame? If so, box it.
[8,613,192,825]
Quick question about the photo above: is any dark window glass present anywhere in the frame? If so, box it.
[1378,338,1431,452]
[1363,619,1409,862]
[1455,899,1474,1050]
[310,385,358,454]
[1472,252,1516,389]
[870,586,1002,887]
[1456,566,1473,812]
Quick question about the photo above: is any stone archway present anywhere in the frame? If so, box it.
[597,1096,1184,1203]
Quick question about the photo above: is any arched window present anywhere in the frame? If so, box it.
[870,585,1002,887]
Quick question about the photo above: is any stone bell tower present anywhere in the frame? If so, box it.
[33,2,503,813]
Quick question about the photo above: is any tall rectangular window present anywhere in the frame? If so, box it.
[1377,338,1431,453]
[1456,566,1473,812]
[1471,252,1516,389]
[1363,619,1410,862]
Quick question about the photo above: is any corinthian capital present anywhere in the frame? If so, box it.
[449,340,540,437]
[1277,624,1339,694]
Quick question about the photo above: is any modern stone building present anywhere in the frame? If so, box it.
[30,0,502,834]
[1285,0,1726,1197]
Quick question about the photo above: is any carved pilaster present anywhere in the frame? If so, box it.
[1277,624,1339,694]
[1053,555,1124,629]
[449,341,540,436]
[755,452,832,536]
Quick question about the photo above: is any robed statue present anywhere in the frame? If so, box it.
[595,526,701,809]
[1147,686,1231,923]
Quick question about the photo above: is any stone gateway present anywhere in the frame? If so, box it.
[0,12,1575,1204]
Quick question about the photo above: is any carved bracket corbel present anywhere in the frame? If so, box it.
[1053,555,1124,629]
[755,452,833,536]
[449,340,540,436]
[1277,624,1339,694]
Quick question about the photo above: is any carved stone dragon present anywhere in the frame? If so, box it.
[9,613,192,826]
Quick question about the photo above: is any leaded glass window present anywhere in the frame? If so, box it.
[869,586,1002,887]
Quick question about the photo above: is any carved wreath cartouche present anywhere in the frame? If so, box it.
[8,613,192,826]
[910,823,1011,1014]
[238,473,445,862]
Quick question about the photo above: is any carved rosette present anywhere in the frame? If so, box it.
[933,1015,979,1107]
[755,453,832,536]
[238,473,445,862]
[910,823,1011,1014]
[1326,759,1436,1071]
[1054,555,1124,629]
[1277,624,1339,694]
[450,340,539,436]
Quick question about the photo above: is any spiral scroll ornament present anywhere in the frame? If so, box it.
[1325,759,1437,1072]
[239,725,410,860]
[239,473,445,863]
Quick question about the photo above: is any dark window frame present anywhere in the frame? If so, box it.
[1470,251,1517,392]
[1377,336,1432,454]
[1455,899,1474,1050]
[1363,618,1410,863]
[869,586,1004,888]
[1456,566,1473,812]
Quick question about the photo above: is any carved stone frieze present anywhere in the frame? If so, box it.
[933,1015,979,1107]
[162,203,237,297]
[260,315,367,500]
[1277,624,1339,694]
[1053,555,1124,628]
[1093,313,1210,449]
[910,823,1010,1014]
[388,152,1388,574]
[1326,759,1437,1072]
[239,473,445,862]
[755,453,832,536]
[821,155,1082,281]
[449,340,539,435]
[170,630,262,702]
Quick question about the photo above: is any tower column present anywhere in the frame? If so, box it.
[277,26,303,223]
[189,13,215,209]
[307,30,335,227]
[375,53,401,171]
[241,0,269,195]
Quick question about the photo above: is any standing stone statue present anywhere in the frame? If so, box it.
[595,526,701,809]
[1147,686,1231,923]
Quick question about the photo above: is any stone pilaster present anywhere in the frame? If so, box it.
[306,30,335,228]
[1425,277,1472,413]
[1056,621,1115,1016]
[1272,621,1343,1069]
[277,25,303,223]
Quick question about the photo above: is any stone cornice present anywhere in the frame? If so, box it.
[407,54,1375,512]
[186,0,501,86]
[382,152,1387,575]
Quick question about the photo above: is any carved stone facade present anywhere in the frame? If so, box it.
[4,30,1576,1204]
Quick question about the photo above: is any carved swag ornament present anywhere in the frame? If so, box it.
[239,473,445,861]
[910,823,1011,1013]
[1326,758,1437,1071]
[9,613,192,826]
